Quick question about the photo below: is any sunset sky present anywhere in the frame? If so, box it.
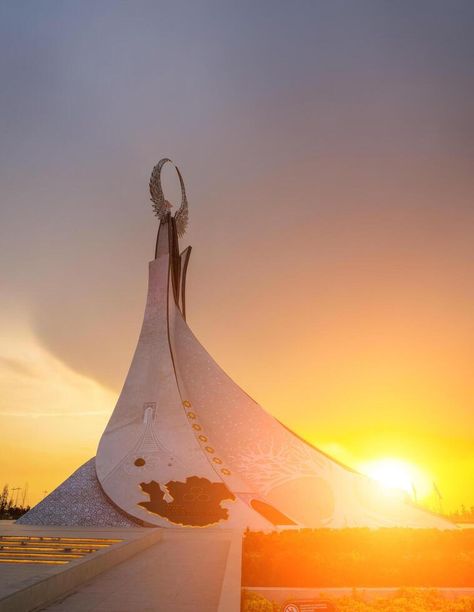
[0,1,473,510]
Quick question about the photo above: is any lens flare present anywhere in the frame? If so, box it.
[359,457,431,500]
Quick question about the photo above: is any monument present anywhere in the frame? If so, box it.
[19,159,453,530]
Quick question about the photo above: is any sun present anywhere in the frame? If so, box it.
[359,458,431,500]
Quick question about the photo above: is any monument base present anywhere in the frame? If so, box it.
[17,458,143,527]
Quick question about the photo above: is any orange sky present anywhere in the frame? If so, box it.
[0,3,473,510]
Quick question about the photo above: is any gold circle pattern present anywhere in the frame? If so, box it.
[183,401,231,476]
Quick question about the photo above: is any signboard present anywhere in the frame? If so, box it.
[281,600,336,612]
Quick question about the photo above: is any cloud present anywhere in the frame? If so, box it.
[0,318,117,420]
[0,410,109,418]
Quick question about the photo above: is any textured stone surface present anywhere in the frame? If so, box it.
[17,458,140,527]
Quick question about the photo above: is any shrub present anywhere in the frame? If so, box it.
[242,529,474,587]
[241,589,474,612]
[241,590,279,612]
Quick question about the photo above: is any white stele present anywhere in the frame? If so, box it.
[95,160,455,531]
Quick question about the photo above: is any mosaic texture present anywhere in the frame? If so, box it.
[17,458,141,527]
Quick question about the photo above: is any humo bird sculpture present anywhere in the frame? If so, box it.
[149,158,189,238]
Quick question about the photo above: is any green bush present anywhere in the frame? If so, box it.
[242,529,474,587]
[241,590,279,612]
[241,589,474,612]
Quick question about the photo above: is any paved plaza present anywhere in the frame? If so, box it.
[41,529,241,612]
[0,522,241,612]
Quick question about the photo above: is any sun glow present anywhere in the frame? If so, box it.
[359,458,431,501]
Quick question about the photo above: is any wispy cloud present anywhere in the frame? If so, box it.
[0,321,116,420]
[0,410,109,418]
